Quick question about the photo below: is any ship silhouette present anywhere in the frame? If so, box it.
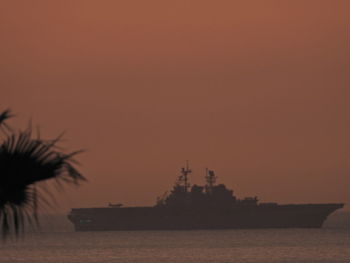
[68,162,344,231]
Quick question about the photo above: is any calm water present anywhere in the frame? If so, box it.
[1,212,350,263]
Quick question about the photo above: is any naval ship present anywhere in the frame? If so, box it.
[68,163,344,231]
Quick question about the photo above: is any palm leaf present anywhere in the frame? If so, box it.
[0,113,86,238]
[0,109,13,134]
[0,109,13,125]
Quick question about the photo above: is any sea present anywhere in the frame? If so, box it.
[1,211,350,263]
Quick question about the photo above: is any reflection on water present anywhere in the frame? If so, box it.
[1,211,349,263]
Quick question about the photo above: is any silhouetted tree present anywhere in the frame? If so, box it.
[0,109,85,237]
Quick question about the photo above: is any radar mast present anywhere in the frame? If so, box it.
[178,160,191,192]
[205,168,217,194]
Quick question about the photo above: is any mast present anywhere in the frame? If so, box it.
[205,168,217,194]
[180,160,191,192]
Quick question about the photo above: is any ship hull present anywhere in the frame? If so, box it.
[68,203,344,231]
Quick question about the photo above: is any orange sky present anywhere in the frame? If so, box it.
[1,1,350,211]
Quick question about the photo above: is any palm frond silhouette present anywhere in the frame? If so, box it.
[0,109,85,237]
[0,109,13,133]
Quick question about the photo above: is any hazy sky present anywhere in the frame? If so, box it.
[1,1,350,211]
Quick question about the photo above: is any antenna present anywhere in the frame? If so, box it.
[180,160,192,192]
[205,168,217,194]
